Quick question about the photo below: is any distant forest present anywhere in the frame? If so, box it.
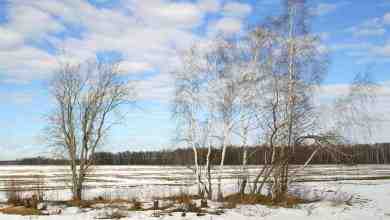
[3,143,390,166]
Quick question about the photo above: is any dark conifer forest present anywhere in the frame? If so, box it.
[8,143,390,166]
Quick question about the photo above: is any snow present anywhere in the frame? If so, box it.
[0,165,389,219]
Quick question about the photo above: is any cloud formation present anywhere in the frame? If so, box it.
[222,2,252,18]
[348,17,386,37]
[0,0,256,104]
[310,2,349,16]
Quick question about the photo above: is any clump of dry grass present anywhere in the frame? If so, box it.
[155,193,202,213]
[66,199,94,208]
[5,179,23,206]
[223,193,307,208]
[96,209,128,219]
[110,210,127,219]
[161,193,200,204]
[5,174,46,208]
[172,193,201,213]
[2,176,48,216]
[129,198,143,211]
[0,206,42,216]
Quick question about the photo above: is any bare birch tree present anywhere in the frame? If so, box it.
[174,38,251,199]
[243,0,332,202]
[173,45,216,199]
[47,59,135,200]
[248,0,378,202]
[173,0,379,204]
[205,38,246,200]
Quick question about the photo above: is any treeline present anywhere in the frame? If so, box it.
[93,143,390,165]
[7,143,390,165]
[9,157,68,165]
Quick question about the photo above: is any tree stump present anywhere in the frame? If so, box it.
[200,199,208,208]
[152,200,160,217]
[153,200,159,210]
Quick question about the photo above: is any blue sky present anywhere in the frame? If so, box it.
[0,0,389,160]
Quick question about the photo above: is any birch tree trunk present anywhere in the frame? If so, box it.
[217,121,232,201]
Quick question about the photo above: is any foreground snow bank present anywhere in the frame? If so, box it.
[0,179,390,220]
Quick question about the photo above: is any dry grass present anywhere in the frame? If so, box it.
[160,193,200,204]
[0,206,42,216]
[110,210,127,219]
[5,175,45,208]
[143,200,175,211]
[223,193,307,208]
[65,197,140,210]
[129,198,143,211]
[66,199,95,208]
[93,196,129,204]
[156,193,202,213]
[5,180,23,206]
[95,210,128,219]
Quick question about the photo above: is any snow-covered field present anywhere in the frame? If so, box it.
[0,165,389,219]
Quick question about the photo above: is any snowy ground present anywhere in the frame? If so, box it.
[0,165,389,219]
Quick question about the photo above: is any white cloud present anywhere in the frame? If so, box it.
[371,41,390,57]
[310,2,348,16]
[0,0,209,85]
[222,2,252,18]
[211,17,243,35]
[206,1,251,37]
[318,32,330,41]
[347,14,390,37]
[198,0,221,13]
[331,42,372,51]
[127,0,204,29]
[0,45,57,83]
[330,40,390,64]
[0,27,24,49]
[93,0,112,3]
[26,0,199,103]
[319,81,390,101]
[332,40,390,60]
[353,28,385,37]
[384,13,390,24]
[119,61,154,74]
[136,72,174,103]
[5,3,65,39]
[348,17,386,37]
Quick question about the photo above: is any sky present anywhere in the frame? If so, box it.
[0,0,389,160]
